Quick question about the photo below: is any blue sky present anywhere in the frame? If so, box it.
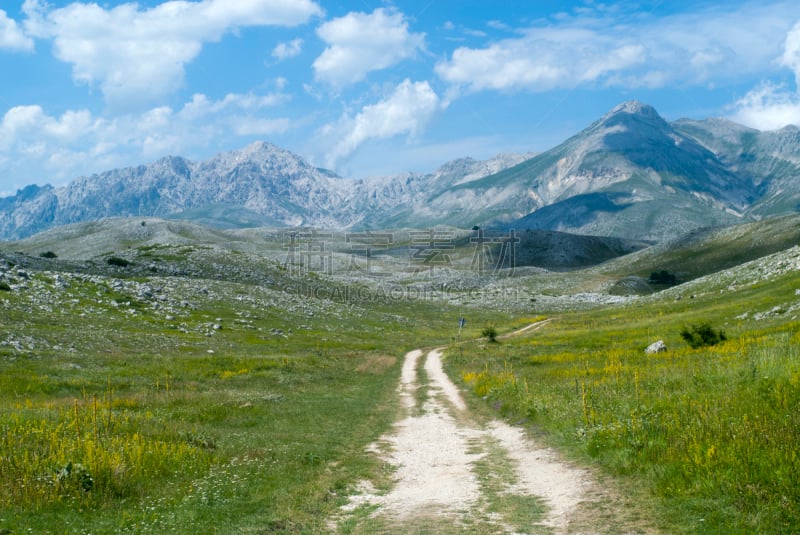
[1,0,800,195]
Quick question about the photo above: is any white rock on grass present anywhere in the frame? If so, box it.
[645,339,667,354]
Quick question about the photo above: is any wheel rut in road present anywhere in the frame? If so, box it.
[335,346,602,534]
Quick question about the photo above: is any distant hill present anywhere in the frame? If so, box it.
[595,212,800,294]
[1,216,648,273]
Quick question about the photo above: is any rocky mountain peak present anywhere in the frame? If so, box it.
[778,124,800,134]
[610,100,656,115]
[238,140,283,157]
[434,157,478,175]
[2,101,799,242]
[213,141,290,164]
[599,100,667,128]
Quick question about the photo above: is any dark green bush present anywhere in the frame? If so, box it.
[0,281,11,291]
[649,270,677,285]
[39,251,58,259]
[482,325,498,343]
[680,322,726,348]
[107,256,130,267]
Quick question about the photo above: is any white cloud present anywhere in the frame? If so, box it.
[729,82,800,130]
[435,3,796,93]
[783,20,800,86]
[0,9,33,50]
[321,79,441,168]
[313,8,425,86]
[0,90,293,188]
[435,27,645,92]
[729,21,800,130]
[463,28,487,38]
[0,105,96,150]
[22,0,323,107]
[179,91,289,120]
[0,104,104,186]
[487,20,510,31]
[272,38,303,60]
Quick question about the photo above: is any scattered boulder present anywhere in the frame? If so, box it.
[609,276,654,296]
[645,339,667,354]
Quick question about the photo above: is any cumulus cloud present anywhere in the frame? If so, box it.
[729,82,800,130]
[435,3,795,93]
[0,104,104,187]
[783,20,800,86]
[437,27,646,93]
[321,79,441,168]
[0,105,95,150]
[729,21,800,130]
[0,9,33,50]
[21,0,322,107]
[313,8,425,86]
[0,90,292,189]
[272,38,303,61]
[179,92,290,120]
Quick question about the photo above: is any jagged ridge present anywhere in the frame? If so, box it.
[2,101,800,242]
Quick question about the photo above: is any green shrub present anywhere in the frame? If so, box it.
[56,462,94,492]
[680,322,726,348]
[107,256,130,267]
[0,281,10,291]
[39,251,58,259]
[649,270,677,285]
[482,325,498,343]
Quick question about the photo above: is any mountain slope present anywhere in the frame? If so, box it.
[481,101,755,240]
[2,101,800,242]
[0,144,533,240]
[597,212,800,286]
[358,101,757,241]
[673,118,800,216]
[0,143,349,239]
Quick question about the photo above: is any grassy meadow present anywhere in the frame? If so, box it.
[3,229,800,534]
[449,267,800,534]
[0,261,505,534]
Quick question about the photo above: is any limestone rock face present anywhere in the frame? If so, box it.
[4,100,800,241]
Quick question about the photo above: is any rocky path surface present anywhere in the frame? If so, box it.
[333,336,629,534]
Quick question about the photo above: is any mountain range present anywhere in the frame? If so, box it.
[1,100,799,242]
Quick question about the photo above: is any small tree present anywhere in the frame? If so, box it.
[680,322,726,349]
[482,325,498,343]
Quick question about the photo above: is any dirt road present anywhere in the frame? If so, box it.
[332,338,638,534]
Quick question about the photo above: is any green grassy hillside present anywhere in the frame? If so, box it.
[2,212,800,533]
[447,244,800,533]
[0,246,506,533]
[606,213,800,280]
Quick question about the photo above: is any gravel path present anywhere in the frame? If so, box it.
[335,339,602,534]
